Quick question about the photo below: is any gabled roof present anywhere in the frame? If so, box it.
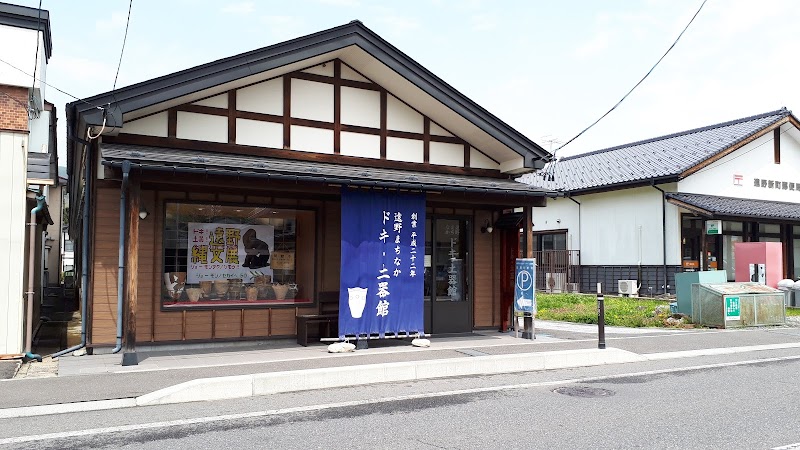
[0,2,52,59]
[666,192,800,221]
[68,21,549,169]
[522,108,794,193]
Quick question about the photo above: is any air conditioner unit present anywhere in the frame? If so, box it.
[566,282,580,293]
[546,273,566,293]
[618,279,639,296]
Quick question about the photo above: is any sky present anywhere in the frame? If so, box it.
[11,0,800,164]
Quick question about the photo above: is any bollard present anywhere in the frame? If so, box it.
[597,283,606,349]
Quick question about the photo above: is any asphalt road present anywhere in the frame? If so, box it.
[2,349,800,449]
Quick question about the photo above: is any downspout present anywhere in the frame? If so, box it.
[566,196,581,252]
[567,196,581,288]
[25,194,46,360]
[112,161,131,354]
[652,184,668,295]
[52,147,91,358]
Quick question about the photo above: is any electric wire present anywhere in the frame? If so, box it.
[0,90,31,112]
[111,0,133,97]
[29,0,43,118]
[541,0,708,181]
[0,56,105,111]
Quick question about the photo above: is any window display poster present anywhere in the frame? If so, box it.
[339,189,425,338]
[187,222,274,283]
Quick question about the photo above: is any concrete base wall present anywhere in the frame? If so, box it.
[578,265,681,296]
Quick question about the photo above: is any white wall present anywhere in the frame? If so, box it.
[387,95,423,133]
[291,79,333,123]
[429,141,463,166]
[237,78,282,116]
[176,111,227,143]
[341,86,380,128]
[534,185,681,266]
[0,25,46,108]
[193,94,227,109]
[386,136,423,163]
[123,111,169,137]
[235,118,282,148]
[27,109,50,153]
[470,147,499,170]
[290,125,333,153]
[678,124,800,203]
[0,131,28,354]
[341,132,380,159]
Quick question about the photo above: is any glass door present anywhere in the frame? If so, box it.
[423,217,472,334]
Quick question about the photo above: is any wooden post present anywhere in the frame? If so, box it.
[122,175,140,366]
[523,205,534,258]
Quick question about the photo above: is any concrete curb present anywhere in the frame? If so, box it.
[136,347,644,406]
[0,398,136,419]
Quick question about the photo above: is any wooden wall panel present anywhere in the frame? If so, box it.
[473,210,495,328]
[217,194,245,203]
[91,187,121,345]
[296,210,315,300]
[322,201,341,292]
[213,310,242,338]
[188,192,215,201]
[136,189,156,342]
[184,310,213,340]
[270,308,296,336]
[492,220,502,328]
[242,310,269,337]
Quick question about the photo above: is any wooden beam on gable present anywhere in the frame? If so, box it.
[334,60,341,154]
[464,143,470,168]
[680,117,789,178]
[167,109,177,138]
[380,89,387,159]
[283,76,291,149]
[774,128,781,164]
[228,90,236,145]
[423,117,430,163]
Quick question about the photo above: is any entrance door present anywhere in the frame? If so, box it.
[423,217,471,334]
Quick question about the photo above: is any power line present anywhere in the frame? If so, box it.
[551,0,708,158]
[0,90,31,112]
[112,0,133,94]
[0,56,104,111]
[29,0,43,114]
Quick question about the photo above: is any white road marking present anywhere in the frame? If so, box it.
[773,443,800,449]
[2,353,800,445]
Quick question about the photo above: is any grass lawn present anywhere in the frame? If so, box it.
[787,307,800,317]
[536,292,682,328]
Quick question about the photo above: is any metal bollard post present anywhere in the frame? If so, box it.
[597,283,606,349]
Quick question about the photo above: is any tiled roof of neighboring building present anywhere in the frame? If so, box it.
[522,108,792,193]
[665,192,800,221]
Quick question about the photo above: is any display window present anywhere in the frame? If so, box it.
[161,202,315,309]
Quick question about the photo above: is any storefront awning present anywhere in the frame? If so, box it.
[100,143,556,199]
[666,192,800,222]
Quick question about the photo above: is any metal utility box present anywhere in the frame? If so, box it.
[691,282,785,328]
[734,242,783,288]
[674,271,728,315]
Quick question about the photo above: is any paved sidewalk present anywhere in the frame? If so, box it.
[0,322,798,412]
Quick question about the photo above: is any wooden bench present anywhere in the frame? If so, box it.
[296,292,339,346]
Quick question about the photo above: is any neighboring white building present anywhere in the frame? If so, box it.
[0,3,56,354]
[524,108,800,295]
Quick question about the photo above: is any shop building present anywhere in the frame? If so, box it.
[66,21,553,355]
[525,108,800,295]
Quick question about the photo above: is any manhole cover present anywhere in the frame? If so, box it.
[553,386,615,398]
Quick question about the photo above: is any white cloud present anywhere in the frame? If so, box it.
[260,16,307,41]
[470,13,497,32]
[221,2,256,14]
[95,11,128,33]
[573,31,611,59]
[317,0,360,6]
[376,15,420,33]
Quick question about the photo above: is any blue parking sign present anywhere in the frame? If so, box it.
[514,258,536,314]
